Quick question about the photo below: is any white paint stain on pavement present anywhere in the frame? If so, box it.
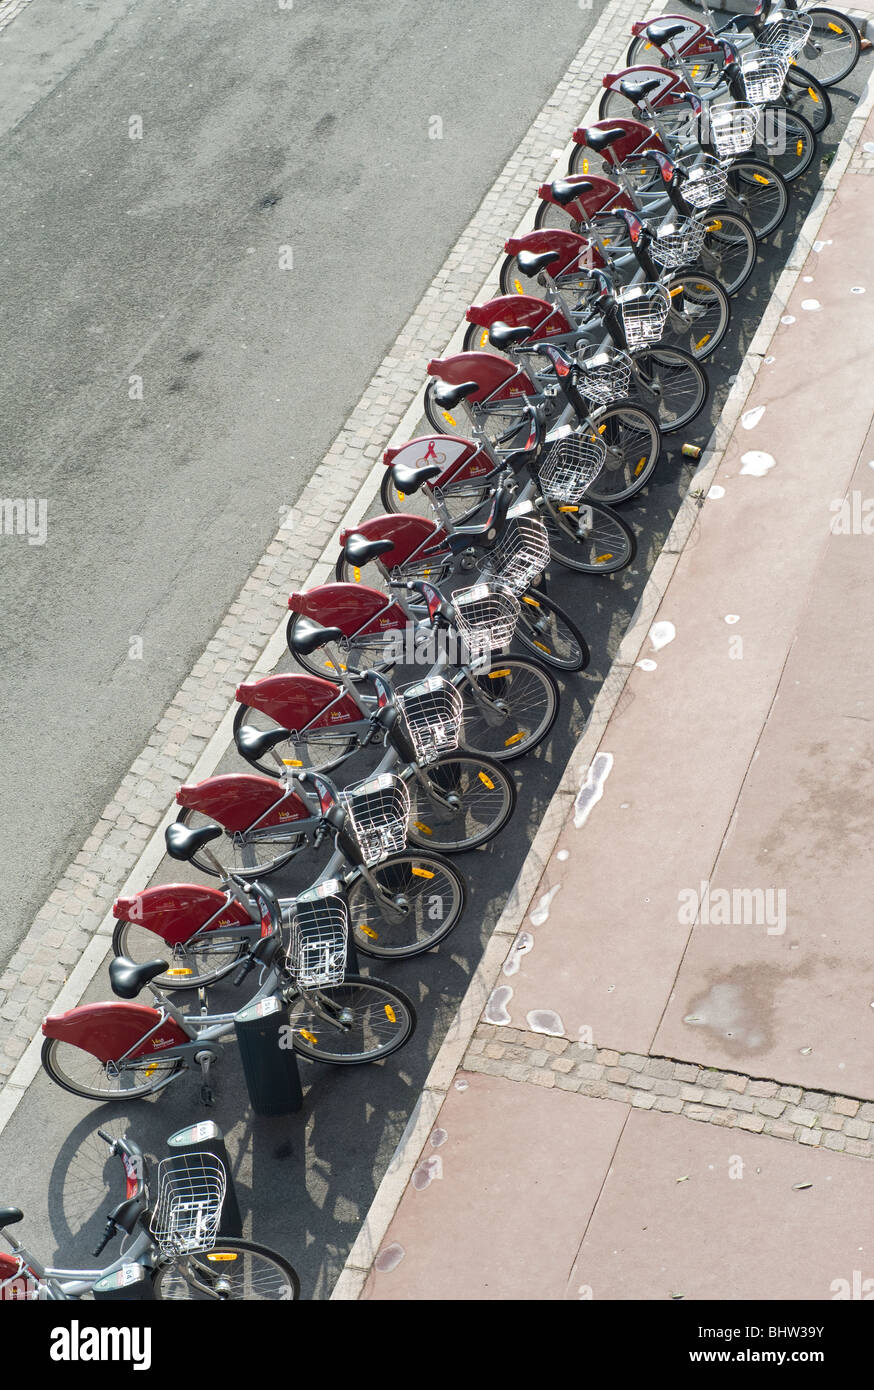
[649,620,676,650]
[707,484,725,499]
[812,239,832,253]
[375,1243,406,1273]
[412,1155,443,1190]
[741,405,766,430]
[637,658,657,671]
[430,1128,448,1149]
[801,299,821,312]
[526,1009,565,1036]
[740,450,776,477]
[484,984,513,1025]
[530,886,561,927]
[503,931,535,976]
[574,751,613,829]
[780,315,796,325]
[724,614,740,624]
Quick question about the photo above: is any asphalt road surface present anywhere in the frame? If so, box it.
[0,0,594,968]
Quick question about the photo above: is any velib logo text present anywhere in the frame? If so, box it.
[50,1321,152,1371]
[678,880,787,935]
[1,497,48,546]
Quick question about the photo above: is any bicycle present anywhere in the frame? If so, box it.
[0,1129,299,1300]
[42,877,417,1098]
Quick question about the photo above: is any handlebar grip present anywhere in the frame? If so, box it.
[97,1128,113,1146]
[92,1220,116,1258]
[233,956,257,988]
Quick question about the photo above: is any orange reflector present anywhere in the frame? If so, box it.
[411,867,435,879]
[478,772,495,789]
[384,1005,397,1023]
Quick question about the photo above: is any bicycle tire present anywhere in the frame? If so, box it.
[753,106,817,181]
[725,159,790,239]
[232,697,357,777]
[796,6,861,86]
[578,401,662,505]
[406,754,517,852]
[456,655,559,761]
[542,498,637,573]
[155,1239,300,1301]
[660,271,731,360]
[512,587,590,671]
[784,63,832,133]
[41,1036,183,1101]
[697,206,757,296]
[289,975,416,1064]
[348,851,467,954]
[112,918,248,991]
[174,806,301,878]
[626,346,708,435]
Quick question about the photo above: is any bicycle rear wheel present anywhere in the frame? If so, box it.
[174,807,301,878]
[407,755,517,852]
[379,463,488,522]
[112,918,249,991]
[155,1240,300,1301]
[349,851,466,954]
[289,976,416,1063]
[456,656,559,760]
[41,1037,182,1101]
[232,698,357,777]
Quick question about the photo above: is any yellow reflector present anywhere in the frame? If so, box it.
[706,220,722,232]
[521,595,541,607]
[602,237,611,246]
[513,278,524,295]
[206,1253,238,1262]
[411,866,435,879]
[797,139,803,155]
[752,173,769,184]
[413,821,433,835]
[559,505,579,513]
[144,1064,158,1078]
[442,412,456,427]
[504,731,526,747]
[828,22,843,32]
[384,1005,397,1023]
[397,491,405,502]
[598,423,607,434]
[581,158,589,173]
[299,1029,318,1044]
[669,285,683,297]
[282,758,303,767]
[478,772,495,789]
[692,65,700,77]
[480,330,488,348]
[488,669,510,679]
[353,567,361,582]
[167,968,192,977]
[635,456,646,476]
[644,40,652,49]
[358,924,379,939]
[595,553,612,563]
[695,334,711,350]
[533,641,550,653]
[808,87,819,101]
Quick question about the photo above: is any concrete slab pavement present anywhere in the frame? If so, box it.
[350,67,874,1302]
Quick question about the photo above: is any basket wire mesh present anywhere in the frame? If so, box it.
[758,13,812,58]
[674,153,728,209]
[538,431,608,504]
[483,514,551,594]
[573,349,633,406]
[707,100,761,157]
[286,879,349,986]
[150,1154,226,1255]
[451,583,520,664]
[648,215,706,269]
[741,48,789,103]
[341,773,410,865]
[616,282,672,347]
[397,676,464,763]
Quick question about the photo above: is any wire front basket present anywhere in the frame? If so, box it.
[574,349,633,406]
[648,215,706,270]
[451,583,520,664]
[758,13,812,59]
[398,676,464,763]
[539,432,608,505]
[741,48,789,104]
[484,513,551,594]
[150,1154,226,1256]
[707,100,761,158]
[287,879,349,986]
[341,773,410,865]
[675,153,728,210]
[616,282,672,347]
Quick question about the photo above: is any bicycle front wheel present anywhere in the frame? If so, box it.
[798,7,861,86]
[349,851,466,954]
[753,107,817,182]
[288,976,416,1063]
[542,499,637,574]
[725,160,790,239]
[155,1240,300,1301]
[582,401,662,504]
[784,64,832,134]
[697,208,757,296]
[660,272,731,360]
[456,656,559,760]
[407,755,517,852]
[626,347,708,435]
[512,587,590,671]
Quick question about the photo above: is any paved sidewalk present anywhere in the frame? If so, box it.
[355,93,874,1303]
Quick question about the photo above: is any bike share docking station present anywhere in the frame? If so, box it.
[234,996,304,1116]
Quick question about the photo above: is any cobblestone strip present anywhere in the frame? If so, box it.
[465,1024,874,1157]
[0,0,646,1082]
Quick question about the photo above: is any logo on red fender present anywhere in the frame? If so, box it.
[151,1036,177,1050]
